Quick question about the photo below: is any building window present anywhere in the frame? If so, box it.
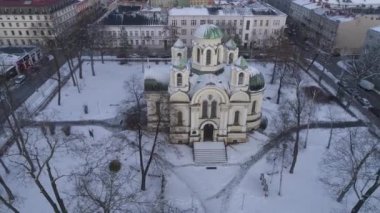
[246,21,250,30]
[244,33,248,40]
[177,111,183,126]
[197,48,200,63]
[200,20,206,25]
[18,31,22,35]
[206,49,212,65]
[254,20,257,26]
[155,101,160,115]
[8,23,12,27]
[234,111,240,125]
[238,73,244,85]
[0,23,4,27]
[202,101,208,118]
[172,20,177,26]
[181,29,186,35]
[251,101,256,114]
[260,20,263,26]
[33,30,37,35]
[211,101,217,118]
[29,16,33,20]
[11,30,15,35]
[266,20,269,26]
[21,39,25,45]
[240,20,243,26]
[229,53,234,64]
[181,20,186,25]
[16,23,19,27]
[4,31,7,36]
[41,30,45,36]
[208,20,213,24]
[177,73,182,86]
[191,20,196,26]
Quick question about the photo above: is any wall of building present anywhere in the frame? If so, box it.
[364,27,380,50]
[335,15,380,55]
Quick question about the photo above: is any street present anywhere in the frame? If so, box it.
[0,54,66,124]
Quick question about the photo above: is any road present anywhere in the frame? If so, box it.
[0,54,66,125]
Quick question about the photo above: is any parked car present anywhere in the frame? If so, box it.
[14,74,26,85]
[356,97,371,108]
[359,79,374,91]
[129,53,140,58]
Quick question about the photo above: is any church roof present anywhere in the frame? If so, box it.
[225,39,237,50]
[194,24,224,39]
[173,39,185,48]
[234,56,249,69]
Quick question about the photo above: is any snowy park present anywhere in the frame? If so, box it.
[0,58,379,213]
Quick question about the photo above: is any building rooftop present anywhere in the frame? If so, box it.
[169,3,284,17]
[371,25,380,33]
[0,0,74,7]
[100,5,166,25]
[293,0,380,9]
[194,24,224,39]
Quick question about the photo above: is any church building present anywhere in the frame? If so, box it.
[144,24,265,145]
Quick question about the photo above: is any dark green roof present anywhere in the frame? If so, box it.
[144,79,168,91]
[249,73,265,91]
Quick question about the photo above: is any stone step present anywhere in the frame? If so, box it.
[193,142,227,164]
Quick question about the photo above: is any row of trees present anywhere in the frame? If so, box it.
[266,31,379,212]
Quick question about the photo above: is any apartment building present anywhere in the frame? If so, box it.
[0,0,102,47]
[264,0,294,14]
[97,6,173,48]
[168,3,287,48]
[364,26,380,50]
[289,0,380,55]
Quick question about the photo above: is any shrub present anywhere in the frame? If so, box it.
[61,125,71,136]
[48,124,56,135]
[109,160,122,173]
[83,105,88,114]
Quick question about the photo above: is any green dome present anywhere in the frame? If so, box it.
[249,73,265,91]
[194,24,223,39]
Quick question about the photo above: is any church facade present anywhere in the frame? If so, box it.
[144,24,265,145]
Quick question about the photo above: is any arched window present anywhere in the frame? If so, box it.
[206,49,212,65]
[177,73,182,86]
[234,111,240,125]
[197,48,201,63]
[238,73,244,85]
[211,101,217,118]
[251,101,256,114]
[202,100,208,118]
[177,52,182,59]
[177,111,183,126]
[155,101,160,115]
[229,53,234,64]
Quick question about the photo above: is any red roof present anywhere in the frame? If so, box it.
[0,0,61,7]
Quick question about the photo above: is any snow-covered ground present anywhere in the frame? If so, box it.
[2,59,377,213]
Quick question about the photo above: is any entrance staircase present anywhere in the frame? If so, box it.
[193,142,227,164]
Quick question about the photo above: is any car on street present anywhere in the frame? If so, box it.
[129,53,140,58]
[356,97,371,108]
[14,74,26,85]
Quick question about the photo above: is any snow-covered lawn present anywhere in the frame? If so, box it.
[3,59,376,213]
[36,61,145,121]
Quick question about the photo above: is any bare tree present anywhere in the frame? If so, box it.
[73,161,135,213]
[351,169,380,213]
[321,128,379,206]
[124,76,163,191]
[347,44,380,84]
[286,70,309,174]
[326,108,336,149]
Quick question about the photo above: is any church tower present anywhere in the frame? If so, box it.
[169,39,190,93]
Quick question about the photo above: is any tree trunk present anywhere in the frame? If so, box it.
[63,54,76,87]
[32,175,61,213]
[53,53,61,106]
[306,53,319,73]
[0,175,15,201]
[0,158,10,174]
[46,162,67,213]
[326,126,333,149]
[101,51,104,64]
[271,56,277,84]
[276,77,283,104]
[77,54,83,79]
[0,195,19,213]
[351,170,380,213]
[90,50,95,76]
[289,129,299,174]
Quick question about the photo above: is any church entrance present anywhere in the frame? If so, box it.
[203,124,214,141]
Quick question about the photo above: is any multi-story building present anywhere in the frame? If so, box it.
[0,0,102,47]
[189,0,213,6]
[364,26,380,50]
[97,6,173,49]
[168,3,287,48]
[289,0,380,55]
[264,0,294,14]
